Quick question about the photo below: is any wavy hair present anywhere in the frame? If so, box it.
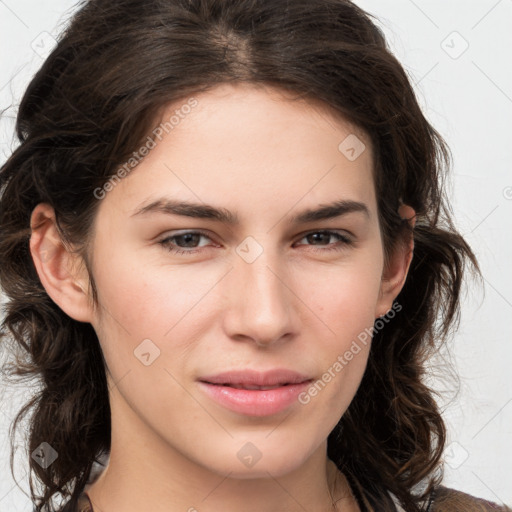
[0,0,480,510]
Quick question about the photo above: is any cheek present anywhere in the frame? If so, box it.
[299,254,383,333]
[293,255,382,409]
[91,244,209,333]
[89,246,226,383]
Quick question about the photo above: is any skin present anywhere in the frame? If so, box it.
[29,82,415,512]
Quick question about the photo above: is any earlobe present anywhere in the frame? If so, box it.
[375,204,416,318]
[29,203,94,323]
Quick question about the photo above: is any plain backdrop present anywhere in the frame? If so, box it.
[0,1,511,510]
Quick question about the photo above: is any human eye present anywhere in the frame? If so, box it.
[294,230,354,253]
[158,230,217,256]
[157,229,353,257]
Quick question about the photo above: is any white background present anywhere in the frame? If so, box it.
[0,0,511,510]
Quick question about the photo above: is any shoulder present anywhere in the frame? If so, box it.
[430,485,512,512]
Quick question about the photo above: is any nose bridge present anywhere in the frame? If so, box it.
[226,234,295,344]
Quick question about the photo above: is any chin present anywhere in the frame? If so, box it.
[198,436,317,479]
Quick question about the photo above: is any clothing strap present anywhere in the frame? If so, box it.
[77,491,93,512]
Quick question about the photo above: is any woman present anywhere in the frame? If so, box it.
[0,1,509,511]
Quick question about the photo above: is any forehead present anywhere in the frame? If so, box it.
[159,82,370,147]
[96,82,376,224]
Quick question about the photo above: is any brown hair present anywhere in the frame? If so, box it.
[0,0,480,510]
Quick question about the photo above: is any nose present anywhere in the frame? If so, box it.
[223,241,298,348]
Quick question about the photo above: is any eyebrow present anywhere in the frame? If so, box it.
[131,198,370,224]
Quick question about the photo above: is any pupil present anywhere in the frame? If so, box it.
[309,232,328,245]
[179,233,199,247]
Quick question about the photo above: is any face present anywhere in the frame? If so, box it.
[37,82,409,480]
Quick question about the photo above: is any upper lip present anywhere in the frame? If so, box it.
[198,369,312,387]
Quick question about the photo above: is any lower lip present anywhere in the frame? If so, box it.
[198,380,312,416]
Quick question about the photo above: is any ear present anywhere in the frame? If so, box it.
[29,203,94,323]
[375,204,416,318]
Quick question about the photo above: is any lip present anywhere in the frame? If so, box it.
[197,369,313,416]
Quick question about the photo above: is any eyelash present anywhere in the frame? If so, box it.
[158,229,353,256]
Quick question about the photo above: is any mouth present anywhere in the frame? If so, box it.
[209,382,299,390]
[199,368,312,387]
[197,369,313,416]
